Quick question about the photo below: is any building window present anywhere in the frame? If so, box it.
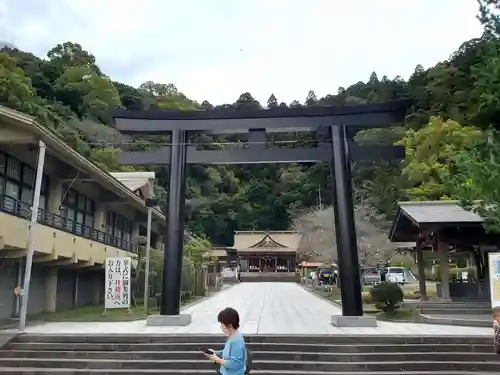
[0,153,6,175]
[61,188,94,236]
[7,158,21,181]
[22,165,35,186]
[0,152,48,214]
[105,211,133,245]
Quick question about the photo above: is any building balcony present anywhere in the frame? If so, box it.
[0,194,136,266]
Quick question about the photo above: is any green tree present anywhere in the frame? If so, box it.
[305,90,318,106]
[454,129,500,232]
[114,81,154,111]
[47,42,101,74]
[266,93,278,108]
[478,0,500,36]
[54,66,121,116]
[89,148,135,172]
[0,52,40,113]
[0,52,63,128]
[398,117,481,200]
[468,39,500,127]
[234,92,262,110]
[200,100,214,111]
[139,81,198,111]
[289,100,302,108]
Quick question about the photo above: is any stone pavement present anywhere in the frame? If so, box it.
[4,283,494,335]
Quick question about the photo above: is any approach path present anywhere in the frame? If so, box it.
[12,282,493,335]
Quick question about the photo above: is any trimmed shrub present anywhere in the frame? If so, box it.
[370,282,404,314]
[361,291,372,304]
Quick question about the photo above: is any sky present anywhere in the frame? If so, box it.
[0,0,485,105]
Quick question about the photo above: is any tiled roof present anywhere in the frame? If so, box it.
[399,201,483,224]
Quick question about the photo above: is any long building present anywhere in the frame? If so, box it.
[0,105,165,320]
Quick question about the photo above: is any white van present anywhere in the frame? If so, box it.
[385,267,406,285]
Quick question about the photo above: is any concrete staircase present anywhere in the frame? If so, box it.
[419,301,491,315]
[412,301,492,327]
[0,333,498,374]
[239,272,300,283]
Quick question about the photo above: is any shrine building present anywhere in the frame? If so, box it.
[232,231,299,282]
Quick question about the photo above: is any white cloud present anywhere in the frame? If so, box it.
[0,0,484,105]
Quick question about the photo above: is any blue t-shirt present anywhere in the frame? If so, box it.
[214,331,246,375]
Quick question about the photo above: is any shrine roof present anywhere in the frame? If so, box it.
[233,231,300,251]
[389,200,484,242]
[237,248,297,253]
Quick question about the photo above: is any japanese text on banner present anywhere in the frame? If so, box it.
[105,257,131,309]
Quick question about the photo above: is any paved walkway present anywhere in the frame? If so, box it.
[8,283,494,335]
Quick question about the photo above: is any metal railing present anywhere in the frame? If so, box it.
[0,194,133,252]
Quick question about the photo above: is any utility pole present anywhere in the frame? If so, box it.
[19,140,46,331]
[143,180,154,315]
[318,185,322,210]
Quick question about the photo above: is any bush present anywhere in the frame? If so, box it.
[370,282,404,314]
[180,290,193,303]
[361,291,372,304]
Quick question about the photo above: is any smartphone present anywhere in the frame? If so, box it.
[202,348,213,355]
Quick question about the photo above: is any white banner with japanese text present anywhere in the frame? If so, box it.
[105,256,131,309]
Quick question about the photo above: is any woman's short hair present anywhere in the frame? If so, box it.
[217,307,240,329]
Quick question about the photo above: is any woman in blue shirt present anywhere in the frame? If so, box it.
[205,307,246,375]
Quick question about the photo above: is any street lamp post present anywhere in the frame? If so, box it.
[19,140,46,331]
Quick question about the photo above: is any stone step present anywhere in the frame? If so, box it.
[420,314,491,328]
[0,358,498,371]
[421,308,492,315]
[0,369,497,375]
[7,342,494,353]
[14,334,492,345]
[0,350,497,362]
[416,299,491,309]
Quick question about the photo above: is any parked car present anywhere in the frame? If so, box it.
[361,267,380,285]
[385,266,406,284]
[318,268,334,285]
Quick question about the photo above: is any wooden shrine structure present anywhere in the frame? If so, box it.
[390,200,500,302]
[234,231,299,274]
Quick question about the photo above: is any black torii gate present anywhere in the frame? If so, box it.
[111,101,407,322]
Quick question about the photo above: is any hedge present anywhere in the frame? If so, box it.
[361,288,436,304]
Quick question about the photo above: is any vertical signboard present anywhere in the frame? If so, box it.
[105,257,131,309]
[489,253,500,308]
[489,253,500,353]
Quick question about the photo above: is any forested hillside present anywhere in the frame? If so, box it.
[1,1,500,245]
